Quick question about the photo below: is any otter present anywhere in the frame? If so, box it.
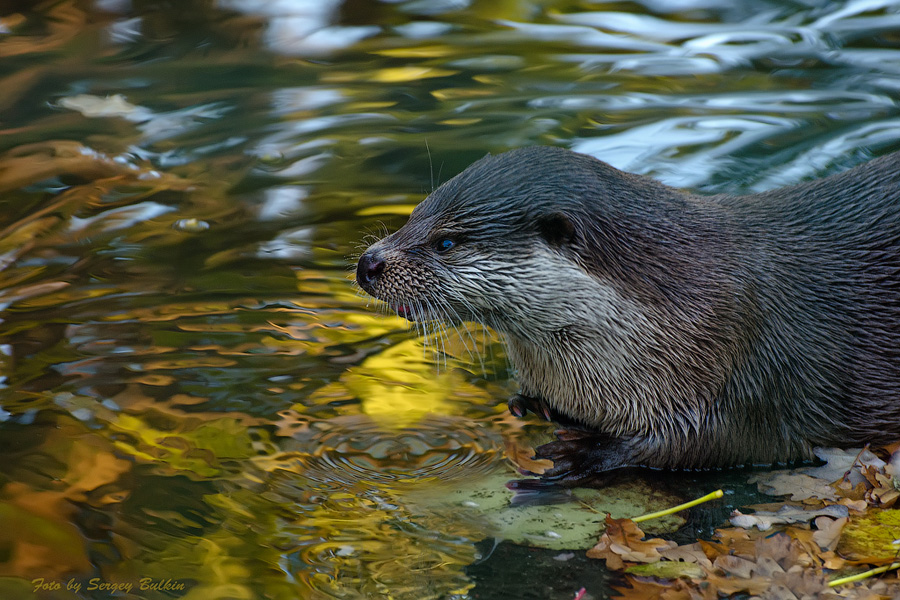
[356,146,900,487]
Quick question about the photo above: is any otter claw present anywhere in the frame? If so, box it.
[507,393,554,421]
[508,395,527,418]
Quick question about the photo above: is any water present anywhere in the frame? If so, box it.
[2,1,900,598]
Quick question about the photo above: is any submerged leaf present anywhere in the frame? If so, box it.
[625,560,705,579]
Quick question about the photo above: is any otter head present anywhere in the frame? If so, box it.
[357,146,741,431]
[356,147,597,333]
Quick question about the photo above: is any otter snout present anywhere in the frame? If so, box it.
[356,250,385,295]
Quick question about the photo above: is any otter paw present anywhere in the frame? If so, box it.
[508,430,635,489]
[507,393,553,420]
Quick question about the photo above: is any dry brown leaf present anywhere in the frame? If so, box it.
[713,554,756,578]
[730,504,848,531]
[837,498,870,512]
[753,472,840,501]
[701,527,761,560]
[613,576,715,600]
[874,488,900,507]
[503,438,552,475]
[590,447,900,598]
[761,569,832,599]
[659,542,714,569]
[593,481,900,599]
[587,515,677,570]
[829,451,900,511]
[860,465,887,488]
[703,570,772,596]
[702,535,822,596]
[818,550,846,570]
[812,516,848,551]
[834,479,868,501]
[876,441,900,457]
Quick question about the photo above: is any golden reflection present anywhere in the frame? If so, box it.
[431,87,500,100]
[302,334,500,427]
[439,118,483,126]
[472,74,504,85]
[295,501,478,600]
[343,101,399,111]
[352,339,477,426]
[356,204,417,217]
[322,66,457,83]
[110,414,255,478]
[373,45,456,58]
[370,66,458,83]
[249,416,498,599]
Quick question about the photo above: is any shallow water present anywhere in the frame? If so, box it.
[2,0,900,599]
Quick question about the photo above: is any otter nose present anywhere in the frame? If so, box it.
[356,251,385,293]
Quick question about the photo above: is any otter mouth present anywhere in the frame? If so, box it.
[394,304,414,320]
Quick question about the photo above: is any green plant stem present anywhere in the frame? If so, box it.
[632,489,724,523]
[828,562,900,587]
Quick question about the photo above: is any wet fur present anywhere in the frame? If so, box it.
[358,146,900,485]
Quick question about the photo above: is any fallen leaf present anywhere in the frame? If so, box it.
[729,504,848,531]
[837,498,869,512]
[612,577,713,600]
[713,554,755,578]
[587,515,677,570]
[504,438,552,475]
[659,542,713,569]
[812,516,848,551]
[751,472,839,501]
[818,550,846,570]
[805,447,885,484]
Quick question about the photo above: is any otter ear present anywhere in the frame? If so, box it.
[537,212,576,247]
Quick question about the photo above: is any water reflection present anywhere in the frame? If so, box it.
[2,0,900,598]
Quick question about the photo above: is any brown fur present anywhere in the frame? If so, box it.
[357,146,900,486]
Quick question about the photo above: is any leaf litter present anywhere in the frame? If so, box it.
[580,444,900,599]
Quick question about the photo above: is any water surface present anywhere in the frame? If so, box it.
[2,1,900,598]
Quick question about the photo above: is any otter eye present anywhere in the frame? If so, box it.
[434,238,456,253]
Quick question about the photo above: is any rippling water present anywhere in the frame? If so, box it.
[2,0,900,598]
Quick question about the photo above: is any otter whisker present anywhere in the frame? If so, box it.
[416,298,433,355]
[418,299,441,365]
[422,295,452,372]
[425,138,434,193]
[438,294,487,375]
